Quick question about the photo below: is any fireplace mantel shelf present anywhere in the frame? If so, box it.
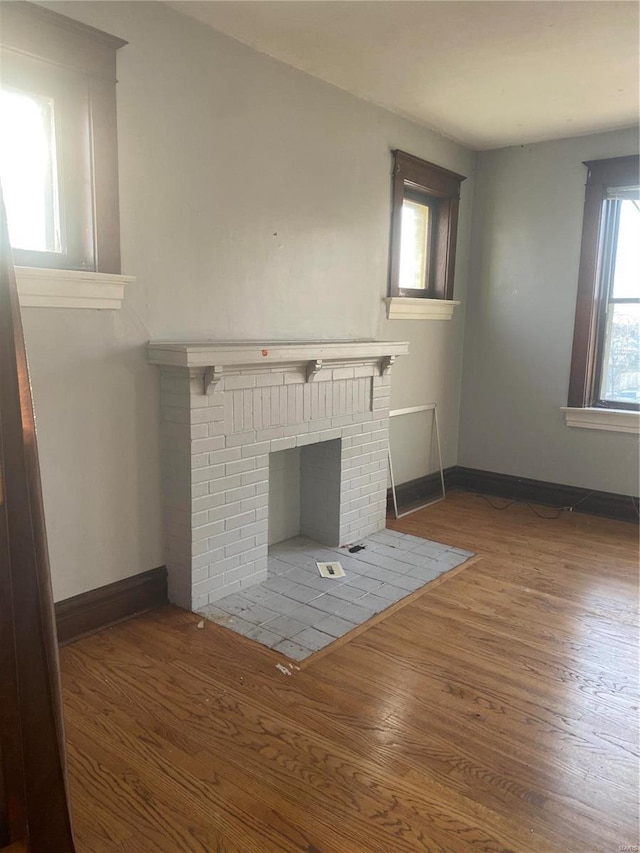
[149,341,409,394]
[148,339,409,368]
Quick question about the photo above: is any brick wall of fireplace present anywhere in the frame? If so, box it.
[150,341,407,611]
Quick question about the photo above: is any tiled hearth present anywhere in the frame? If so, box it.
[199,529,474,661]
[149,340,409,611]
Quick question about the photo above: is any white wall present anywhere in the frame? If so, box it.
[459,127,639,495]
[26,1,474,600]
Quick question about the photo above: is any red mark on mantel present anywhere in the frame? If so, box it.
[262,349,268,357]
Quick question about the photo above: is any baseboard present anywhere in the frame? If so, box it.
[388,466,638,524]
[55,566,167,646]
[454,467,638,523]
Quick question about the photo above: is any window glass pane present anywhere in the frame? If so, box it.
[612,198,640,299]
[0,88,61,253]
[600,303,640,405]
[399,199,429,291]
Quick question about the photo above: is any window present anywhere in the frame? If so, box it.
[568,156,640,412]
[389,150,466,300]
[0,2,126,273]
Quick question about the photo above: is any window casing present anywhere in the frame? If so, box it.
[0,1,126,273]
[389,150,466,300]
[568,156,639,412]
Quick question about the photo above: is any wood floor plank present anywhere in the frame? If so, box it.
[60,492,639,851]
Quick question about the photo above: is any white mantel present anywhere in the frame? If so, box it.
[148,338,409,610]
[148,339,409,382]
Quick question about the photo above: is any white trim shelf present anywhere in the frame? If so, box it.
[16,267,134,309]
[385,297,460,321]
[561,407,639,434]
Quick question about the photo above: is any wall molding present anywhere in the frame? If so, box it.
[561,407,639,434]
[387,466,638,524]
[16,266,134,309]
[54,566,167,645]
[385,297,460,321]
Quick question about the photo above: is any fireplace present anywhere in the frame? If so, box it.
[148,340,408,610]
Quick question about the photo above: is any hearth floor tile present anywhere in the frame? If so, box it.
[199,531,474,660]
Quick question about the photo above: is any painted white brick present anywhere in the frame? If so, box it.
[373,396,390,411]
[332,367,355,380]
[331,415,354,428]
[225,484,257,504]
[192,464,225,484]
[240,493,268,512]
[208,474,243,494]
[225,537,256,558]
[224,510,256,531]
[208,501,242,522]
[192,436,225,454]
[209,447,242,466]
[192,493,226,514]
[241,440,271,458]
[270,436,296,453]
[226,430,257,448]
[192,520,225,543]
[225,457,256,476]
[191,406,224,425]
[284,370,304,385]
[256,372,284,387]
[223,563,259,585]
[241,468,269,486]
[283,421,308,437]
[212,528,242,549]
[297,431,320,447]
[191,452,209,469]
[256,426,285,442]
[243,390,254,430]
[261,387,272,426]
[224,374,256,390]
[239,520,266,539]
[360,481,383,497]
[209,554,241,575]
[320,428,341,442]
[232,391,244,433]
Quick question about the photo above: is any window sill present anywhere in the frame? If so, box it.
[16,267,134,310]
[385,297,460,321]
[561,407,639,434]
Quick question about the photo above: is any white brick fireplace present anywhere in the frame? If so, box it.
[148,340,409,611]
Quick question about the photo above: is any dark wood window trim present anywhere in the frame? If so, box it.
[0,1,127,273]
[568,155,639,411]
[389,150,466,301]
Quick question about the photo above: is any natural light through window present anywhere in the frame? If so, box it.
[599,195,640,407]
[399,199,430,291]
[0,88,61,254]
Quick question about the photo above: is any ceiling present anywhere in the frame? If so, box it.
[168,1,639,150]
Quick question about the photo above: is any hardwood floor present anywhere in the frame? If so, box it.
[59,492,639,852]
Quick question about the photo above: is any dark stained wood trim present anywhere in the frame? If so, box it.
[389,150,466,300]
[0,189,75,849]
[388,466,638,524]
[55,567,168,646]
[568,155,639,408]
[454,466,638,524]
